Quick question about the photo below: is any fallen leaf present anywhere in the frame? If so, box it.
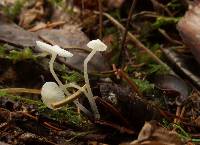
[154,74,190,105]
[124,121,183,145]
[0,19,38,48]
[161,48,200,88]
[19,0,45,29]
[0,18,110,73]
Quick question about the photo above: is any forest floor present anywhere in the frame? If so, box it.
[0,0,200,145]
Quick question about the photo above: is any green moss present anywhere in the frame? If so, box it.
[132,78,154,93]
[3,0,26,20]
[0,45,6,57]
[38,106,83,126]
[153,16,180,29]
[7,48,36,63]
[62,71,83,83]
[0,91,84,127]
[167,0,182,10]
[147,64,170,75]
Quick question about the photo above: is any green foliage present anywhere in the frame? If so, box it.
[0,45,6,57]
[161,118,172,129]
[174,124,200,142]
[153,16,180,29]
[0,91,8,97]
[38,105,83,126]
[0,91,83,127]
[62,71,83,83]
[132,78,154,93]
[0,90,42,105]
[135,43,161,64]
[3,0,26,19]
[8,48,36,63]
[109,9,121,21]
[147,64,170,75]
[167,0,182,10]
[139,21,155,41]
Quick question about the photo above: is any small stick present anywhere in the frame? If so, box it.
[119,0,137,66]
[0,88,41,94]
[150,0,173,16]
[158,28,183,45]
[112,64,120,79]
[174,106,181,124]
[94,11,168,67]
[178,105,186,123]
[28,21,66,32]
[95,120,135,134]
[19,111,62,131]
[96,97,130,127]
[52,84,87,108]
[80,0,84,21]
[116,69,144,99]
[97,0,103,39]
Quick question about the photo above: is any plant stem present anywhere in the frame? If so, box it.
[84,50,100,119]
[119,0,137,67]
[94,11,168,67]
[97,0,103,39]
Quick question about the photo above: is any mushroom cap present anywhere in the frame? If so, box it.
[36,41,73,57]
[87,39,107,51]
[41,82,65,109]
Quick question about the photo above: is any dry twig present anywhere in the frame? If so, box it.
[94,11,168,67]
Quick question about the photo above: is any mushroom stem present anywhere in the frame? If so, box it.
[73,100,92,117]
[68,83,88,97]
[84,50,100,119]
[48,51,91,117]
[49,53,63,87]
[61,84,92,117]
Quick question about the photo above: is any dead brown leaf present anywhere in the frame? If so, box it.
[124,121,183,145]
[19,0,45,29]
[0,18,110,73]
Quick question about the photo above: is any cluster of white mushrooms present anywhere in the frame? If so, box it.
[36,39,107,119]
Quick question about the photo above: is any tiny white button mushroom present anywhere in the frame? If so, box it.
[84,39,107,119]
[36,41,73,87]
[41,82,65,109]
[87,39,107,51]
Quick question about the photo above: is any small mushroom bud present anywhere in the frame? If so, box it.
[41,82,65,109]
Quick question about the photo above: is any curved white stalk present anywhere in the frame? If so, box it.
[49,53,63,87]
[67,83,88,97]
[63,83,92,116]
[49,53,72,96]
[84,50,100,119]
[73,100,92,117]
[49,53,88,114]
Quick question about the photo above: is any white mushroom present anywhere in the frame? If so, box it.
[84,39,107,119]
[41,82,65,109]
[36,41,73,87]
[36,41,91,115]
